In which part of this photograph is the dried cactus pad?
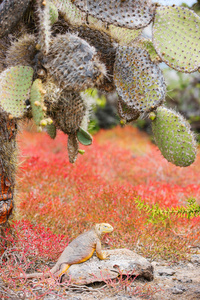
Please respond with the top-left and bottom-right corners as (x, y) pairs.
(46, 91), (86, 135)
(152, 107), (197, 167)
(72, 0), (155, 29)
(46, 34), (106, 91)
(153, 6), (200, 73)
(30, 79), (46, 126)
(77, 127), (93, 146)
(68, 133), (79, 163)
(0, 66), (33, 118)
(114, 46), (166, 115)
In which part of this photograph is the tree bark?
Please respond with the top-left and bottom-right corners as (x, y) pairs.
(0, 112), (17, 225)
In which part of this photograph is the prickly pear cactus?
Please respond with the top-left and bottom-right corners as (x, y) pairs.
(153, 6), (200, 72)
(151, 107), (197, 167)
(0, 0), (200, 226)
(0, 66), (34, 118)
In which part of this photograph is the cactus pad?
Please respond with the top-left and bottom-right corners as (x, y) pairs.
(153, 6), (200, 73)
(152, 107), (197, 167)
(72, 0), (155, 29)
(68, 133), (79, 163)
(46, 34), (106, 91)
(114, 46), (166, 116)
(0, 66), (34, 118)
(77, 127), (93, 146)
(30, 79), (46, 126)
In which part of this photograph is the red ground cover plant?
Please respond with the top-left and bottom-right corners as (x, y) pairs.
(0, 125), (200, 299)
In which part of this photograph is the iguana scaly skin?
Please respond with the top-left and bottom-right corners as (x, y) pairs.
(20, 223), (113, 279)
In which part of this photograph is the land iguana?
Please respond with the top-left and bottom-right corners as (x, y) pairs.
(20, 223), (113, 279)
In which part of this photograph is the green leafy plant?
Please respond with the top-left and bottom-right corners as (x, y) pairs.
(135, 197), (200, 226)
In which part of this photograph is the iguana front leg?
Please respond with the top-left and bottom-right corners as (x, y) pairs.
(57, 263), (70, 277)
(95, 239), (110, 260)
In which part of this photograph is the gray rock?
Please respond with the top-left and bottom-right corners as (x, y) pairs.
(178, 277), (192, 283)
(62, 249), (153, 285)
(157, 268), (176, 276)
(191, 254), (200, 264)
(171, 287), (184, 294)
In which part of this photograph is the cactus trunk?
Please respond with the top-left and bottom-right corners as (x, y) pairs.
(0, 111), (17, 225)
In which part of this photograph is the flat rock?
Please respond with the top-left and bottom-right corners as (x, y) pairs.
(157, 267), (176, 276)
(62, 249), (153, 285)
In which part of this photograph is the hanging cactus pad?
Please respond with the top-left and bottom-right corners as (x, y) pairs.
(0, 66), (34, 118)
(152, 107), (197, 167)
(153, 6), (200, 72)
(77, 127), (93, 146)
(114, 46), (166, 116)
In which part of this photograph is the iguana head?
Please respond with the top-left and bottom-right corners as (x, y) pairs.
(94, 223), (113, 237)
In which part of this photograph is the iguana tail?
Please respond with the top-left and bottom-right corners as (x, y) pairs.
(19, 263), (69, 279)
(20, 271), (51, 279)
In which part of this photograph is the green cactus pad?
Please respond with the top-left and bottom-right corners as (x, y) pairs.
(114, 46), (166, 116)
(109, 25), (141, 46)
(77, 127), (93, 146)
(49, 2), (59, 25)
(72, 0), (155, 29)
(0, 66), (34, 118)
(68, 133), (79, 163)
(152, 107), (197, 167)
(153, 6), (200, 73)
(46, 123), (57, 139)
(118, 97), (139, 122)
(30, 79), (46, 126)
